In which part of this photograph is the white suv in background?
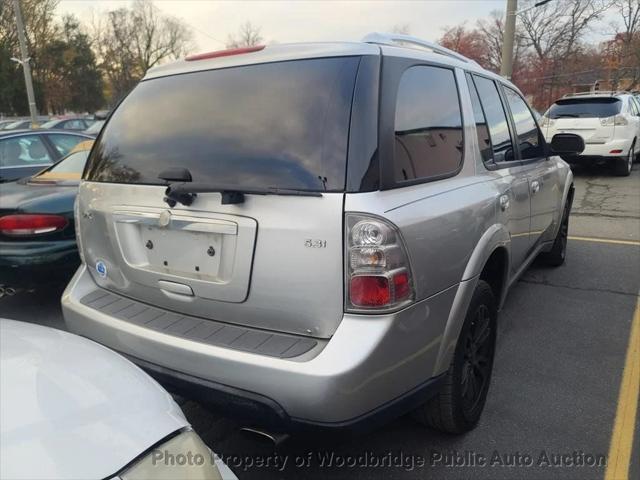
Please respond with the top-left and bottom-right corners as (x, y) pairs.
(541, 92), (640, 176)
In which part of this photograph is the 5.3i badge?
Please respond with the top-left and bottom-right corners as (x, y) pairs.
(95, 260), (107, 278)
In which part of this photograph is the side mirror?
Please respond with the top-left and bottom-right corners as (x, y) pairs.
(549, 133), (585, 155)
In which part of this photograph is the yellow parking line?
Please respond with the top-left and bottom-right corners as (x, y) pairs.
(568, 236), (640, 246)
(605, 296), (640, 480)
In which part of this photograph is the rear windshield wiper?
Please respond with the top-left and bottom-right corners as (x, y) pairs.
(164, 182), (322, 207)
(554, 114), (579, 118)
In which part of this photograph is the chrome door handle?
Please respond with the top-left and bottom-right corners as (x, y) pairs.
(531, 180), (540, 194)
(499, 194), (510, 211)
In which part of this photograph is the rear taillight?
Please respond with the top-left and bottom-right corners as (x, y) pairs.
(345, 214), (414, 311)
(600, 114), (628, 126)
(0, 214), (68, 236)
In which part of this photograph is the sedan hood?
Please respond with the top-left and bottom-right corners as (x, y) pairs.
(0, 319), (188, 480)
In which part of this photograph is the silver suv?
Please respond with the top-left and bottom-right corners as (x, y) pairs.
(62, 33), (582, 434)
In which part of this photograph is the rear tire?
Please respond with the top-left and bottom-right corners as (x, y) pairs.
(614, 145), (634, 176)
(539, 194), (571, 267)
(413, 280), (497, 434)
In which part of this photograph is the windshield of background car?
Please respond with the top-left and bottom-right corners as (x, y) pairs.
(84, 120), (105, 134)
(84, 56), (361, 192)
(547, 98), (623, 119)
(40, 119), (61, 129)
(4, 121), (27, 129)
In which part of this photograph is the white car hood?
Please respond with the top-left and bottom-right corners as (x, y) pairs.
(0, 319), (188, 480)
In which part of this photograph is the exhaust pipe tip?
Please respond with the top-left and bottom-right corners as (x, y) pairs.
(5, 287), (16, 296)
(239, 427), (290, 447)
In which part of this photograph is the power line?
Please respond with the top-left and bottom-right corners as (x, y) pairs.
(149, 1), (226, 48)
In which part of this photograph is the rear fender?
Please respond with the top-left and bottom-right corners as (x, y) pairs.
(433, 224), (510, 375)
(549, 166), (574, 243)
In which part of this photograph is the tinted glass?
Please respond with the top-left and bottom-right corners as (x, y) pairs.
(547, 98), (622, 119)
(0, 135), (52, 167)
(394, 66), (463, 182)
(466, 73), (493, 163)
(47, 134), (85, 156)
(473, 76), (514, 163)
(85, 57), (360, 191)
(504, 87), (544, 159)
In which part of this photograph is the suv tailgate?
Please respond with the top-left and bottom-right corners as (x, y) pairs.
(78, 55), (363, 339)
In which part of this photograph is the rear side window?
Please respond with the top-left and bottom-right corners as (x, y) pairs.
(503, 87), (544, 160)
(47, 134), (85, 156)
(466, 73), (493, 163)
(473, 76), (515, 163)
(63, 119), (85, 130)
(393, 65), (463, 182)
(547, 98), (622, 119)
(0, 135), (52, 167)
(85, 57), (360, 192)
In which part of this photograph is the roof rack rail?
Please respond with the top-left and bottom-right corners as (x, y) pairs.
(562, 91), (626, 98)
(362, 32), (477, 65)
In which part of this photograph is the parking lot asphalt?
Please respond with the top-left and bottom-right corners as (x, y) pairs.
(1, 163), (639, 480)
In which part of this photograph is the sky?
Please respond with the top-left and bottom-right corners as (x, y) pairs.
(57, 0), (619, 53)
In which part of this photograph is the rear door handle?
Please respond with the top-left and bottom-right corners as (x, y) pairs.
(531, 180), (540, 194)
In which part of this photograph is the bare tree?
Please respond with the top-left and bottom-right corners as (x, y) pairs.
(130, 0), (192, 71)
(391, 23), (411, 35)
(91, 0), (193, 104)
(608, 0), (640, 88)
(518, 0), (611, 62)
(476, 11), (527, 72)
(226, 21), (263, 48)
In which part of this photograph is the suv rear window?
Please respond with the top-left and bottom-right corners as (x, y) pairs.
(547, 98), (622, 119)
(85, 57), (360, 192)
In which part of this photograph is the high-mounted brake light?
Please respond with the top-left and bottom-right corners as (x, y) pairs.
(345, 214), (414, 311)
(0, 214), (68, 236)
(185, 45), (265, 61)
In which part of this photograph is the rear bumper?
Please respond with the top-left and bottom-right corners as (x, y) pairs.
(550, 137), (633, 159)
(62, 265), (460, 428)
(0, 239), (79, 288)
(127, 352), (446, 433)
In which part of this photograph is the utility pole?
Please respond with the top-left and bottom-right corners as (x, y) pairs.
(500, 0), (518, 80)
(500, 0), (553, 80)
(12, 0), (38, 127)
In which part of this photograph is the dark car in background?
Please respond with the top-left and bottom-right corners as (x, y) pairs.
(0, 141), (92, 291)
(1, 120), (33, 131)
(0, 130), (92, 182)
(39, 117), (94, 131)
(83, 119), (105, 136)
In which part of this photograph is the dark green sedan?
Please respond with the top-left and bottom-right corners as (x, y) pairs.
(0, 141), (92, 290)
